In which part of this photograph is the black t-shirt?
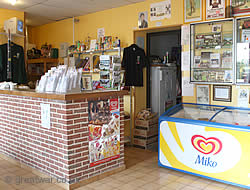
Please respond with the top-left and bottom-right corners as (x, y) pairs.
(0, 43), (27, 84)
(122, 44), (147, 86)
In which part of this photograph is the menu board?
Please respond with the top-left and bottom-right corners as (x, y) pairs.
(88, 98), (120, 167)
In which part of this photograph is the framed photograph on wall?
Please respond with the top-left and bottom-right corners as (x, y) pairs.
(231, 0), (250, 16)
(184, 0), (202, 23)
(213, 85), (232, 102)
(206, 0), (225, 20)
(196, 85), (210, 104)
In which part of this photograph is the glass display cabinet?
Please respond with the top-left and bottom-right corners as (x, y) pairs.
(159, 103), (250, 189)
(190, 19), (234, 84)
(236, 16), (250, 84)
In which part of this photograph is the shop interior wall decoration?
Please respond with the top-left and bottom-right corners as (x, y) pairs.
(206, 0), (225, 20)
(138, 11), (148, 29)
(196, 85), (210, 104)
(213, 85), (232, 102)
(190, 19), (234, 84)
(184, 0), (202, 22)
(236, 17), (250, 84)
(231, 0), (250, 16)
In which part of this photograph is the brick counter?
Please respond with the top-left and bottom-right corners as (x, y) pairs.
(0, 91), (126, 189)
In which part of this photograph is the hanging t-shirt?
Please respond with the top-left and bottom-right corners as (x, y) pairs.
(0, 43), (27, 84)
(122, 44), (147, 86)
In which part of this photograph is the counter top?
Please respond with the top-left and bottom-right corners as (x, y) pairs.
(0, 89), (129, 101)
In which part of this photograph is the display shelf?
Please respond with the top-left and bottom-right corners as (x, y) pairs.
(236, 16), (250, 84)
(190, 18), (234, 84)
(27, 58), (59, 79)
(193, 68), (233, 70)
(72, 47), (122, 55)
(0, 32), (25, 38)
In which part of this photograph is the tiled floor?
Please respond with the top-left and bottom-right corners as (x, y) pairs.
(0, 147), (247, 190)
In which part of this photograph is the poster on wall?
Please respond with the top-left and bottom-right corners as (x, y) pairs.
(138, 11), (148, 29)
(238, 89), (249, 108)
(97, 28), (105, 39)
(231, 0), (250, 16)
(184, 0), (202, 22)
(206, 0), (225, 20)
(88, 98), (120, 167)
(150, 0), (171, 21)
(196, 85), (210, 104)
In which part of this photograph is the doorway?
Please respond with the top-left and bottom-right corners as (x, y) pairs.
(146, 29), (182, 114)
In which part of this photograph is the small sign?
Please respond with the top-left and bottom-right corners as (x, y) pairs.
(41, 103), (51, 129)
(156, 22), (162, 27)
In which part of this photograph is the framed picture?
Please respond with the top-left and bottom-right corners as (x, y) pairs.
(138, 11), (148, 29)
(213, 85), (232, 102)
(206, 0), (225, 20)
(196, 85), (210, 104)
(231, 0), (250, 16)
(185, 0), (202, 22)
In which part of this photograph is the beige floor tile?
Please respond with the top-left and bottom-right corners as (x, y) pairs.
(91, 183), (115, 190)
(115, 175), (135, 183)
(165, 181), (186, 190)
(0, 180), (16, 190)
(104, 180), (124, 188)
(176, 175), (197, 185)
(118, 183), (141, 190)
(189, 180), (210, 189)
(225, 185), (246, 190)
(43, 185), (65, 190)
(211, 181), (229, 188)
(140, 182), (162, 190)
(126, 179), (148, 187)
(204, 184), (227, 190)
(182, 186), (202, 190)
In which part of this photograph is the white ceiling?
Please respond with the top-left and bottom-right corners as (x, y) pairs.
(0, 0), (145, 26)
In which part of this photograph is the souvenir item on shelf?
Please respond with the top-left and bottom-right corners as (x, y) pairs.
(99, 55), (111, 88)
(82, 75), (92, 90)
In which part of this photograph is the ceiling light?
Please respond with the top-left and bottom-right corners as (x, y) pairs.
(9, 0), (17, 5)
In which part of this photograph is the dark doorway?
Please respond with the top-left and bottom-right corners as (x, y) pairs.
(146, 29), (182, 110)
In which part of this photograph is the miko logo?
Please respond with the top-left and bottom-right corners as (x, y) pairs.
(191, 135), (223, 168)
(191, 135), (222, 155)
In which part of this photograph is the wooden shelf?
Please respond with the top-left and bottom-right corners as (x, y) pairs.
(27, 58), (58, 64)
(27, 58), (59, 78)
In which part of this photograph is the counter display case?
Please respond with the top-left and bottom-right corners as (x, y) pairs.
(236, 17), (250, 84)
(190, 19), (234, 84)
(159, 103), (250, 189)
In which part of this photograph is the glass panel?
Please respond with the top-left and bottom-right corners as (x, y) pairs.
(166, 104), (225, 121)
(191, 20), (234, 83)
(211, 108), (250, 126)
(236, 17), (250, 84)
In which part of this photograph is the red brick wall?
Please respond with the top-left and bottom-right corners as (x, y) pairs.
(0, 94), (125, 184)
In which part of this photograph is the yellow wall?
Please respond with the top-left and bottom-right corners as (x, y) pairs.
(30, 0), (184, 48)
(0, 9), (25, 46)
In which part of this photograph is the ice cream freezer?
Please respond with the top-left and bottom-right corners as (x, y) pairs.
(158, 103), (250, 189)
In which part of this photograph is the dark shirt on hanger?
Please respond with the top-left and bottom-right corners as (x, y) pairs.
(122, 44), (147, 86)
(0, 43), (27, 84)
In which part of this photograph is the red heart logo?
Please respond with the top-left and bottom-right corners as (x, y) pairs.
(191, 135), (222, 155)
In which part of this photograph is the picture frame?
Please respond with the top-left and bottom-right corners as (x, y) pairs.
(206, 0), (225, 20)
(231, 0), (250, 16)
(184, 0), (202, 23)
(196, 85), (210, 104)
(213, 85), (232, 102)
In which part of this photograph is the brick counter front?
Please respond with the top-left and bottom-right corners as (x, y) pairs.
(0, 91), (126, 189)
